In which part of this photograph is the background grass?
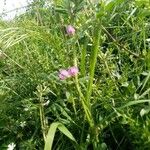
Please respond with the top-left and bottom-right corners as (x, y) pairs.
(0, 0), (150, 149)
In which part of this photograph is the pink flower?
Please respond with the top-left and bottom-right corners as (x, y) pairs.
(59, 66), (79, 80)
(66, 25), (75, 35)
(59, 69), (71, 80)
(68, 66), (79, 76)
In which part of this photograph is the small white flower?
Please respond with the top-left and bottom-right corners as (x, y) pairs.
(7, 142), (16, 150)
(24, 107), (29, 111)
(20, 121), (26, 127)
(146, 38), (150, 42)
(43, 100), (50, 106)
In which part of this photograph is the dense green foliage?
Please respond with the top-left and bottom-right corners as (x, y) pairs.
(0, 0), (150, 149)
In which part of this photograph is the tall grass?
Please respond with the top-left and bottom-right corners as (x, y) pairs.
(0, 0), (150, 149)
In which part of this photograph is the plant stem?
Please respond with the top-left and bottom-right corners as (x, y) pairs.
(74, 76), (94, 128)
(80, 39), (87, 76)
(72, 97), (77, 115)
(86, 22), (101, 106)
(39, 95), (46, 142)
(73, 43), (94, 127)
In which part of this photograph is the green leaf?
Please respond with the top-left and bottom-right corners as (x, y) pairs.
(140, 71), (150, 92)
(139, 88), (150, 99)
(119, 99), (150, 109)
(58, 124), (76, 142)
(44, 122), (76, 150)
(105, 0), (125, 11)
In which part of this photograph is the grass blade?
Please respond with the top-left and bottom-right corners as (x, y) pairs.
(44, 122), (76, 150)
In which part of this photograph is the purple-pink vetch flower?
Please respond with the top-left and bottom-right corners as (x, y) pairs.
(66, 25), (75, 35)
(68, 66), (79, 76)
(59, 66), (79, 80)
(59, 69), (71, 80)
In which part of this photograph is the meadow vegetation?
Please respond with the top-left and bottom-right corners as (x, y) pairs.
(0, 0), (150, 149)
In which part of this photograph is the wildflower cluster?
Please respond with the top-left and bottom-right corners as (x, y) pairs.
(59, 66), (79, 80)
(58, 25), (78, 80)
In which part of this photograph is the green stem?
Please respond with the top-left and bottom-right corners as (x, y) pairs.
(80, 39), (88, 76)
(72, 97), (77, 115)
(73, 44), (94, 127)
(74, 76), (94, 128)
(86, 22), (101, 105)
(39, 95), (46, 142)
